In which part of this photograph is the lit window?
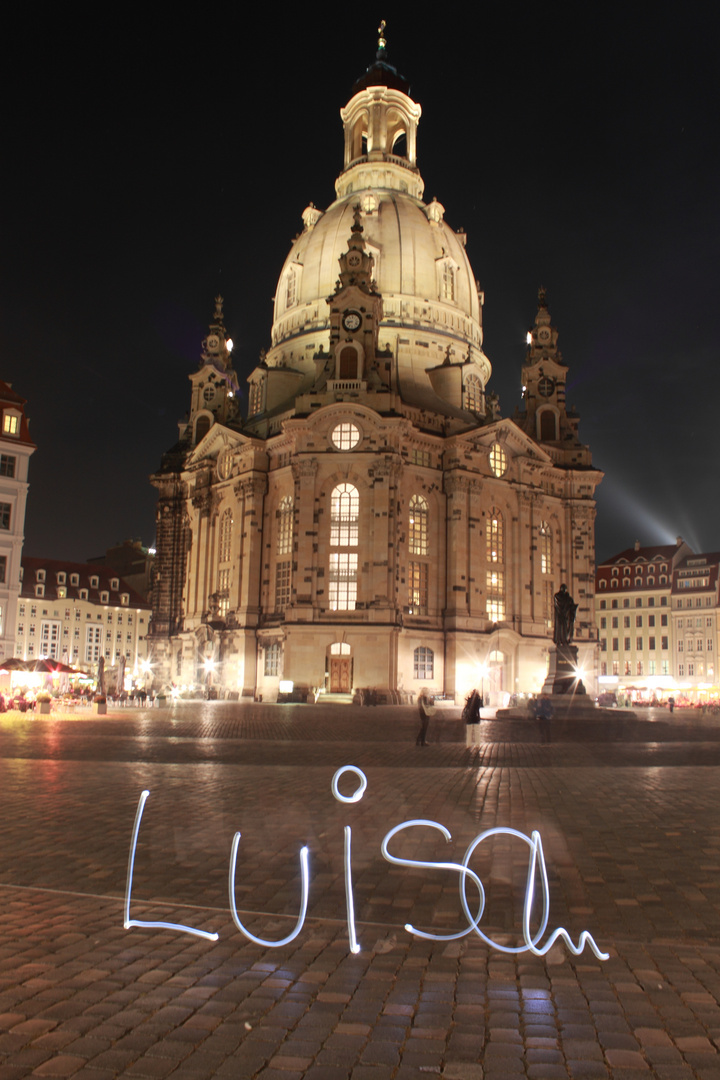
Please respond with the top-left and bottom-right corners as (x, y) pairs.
(275, 561), (291, 611)
(408, 561), (428, 614)
(486, 570), (505, 621)
(465, 375), (483, 413)
(2, 413), (19, 436)
(487, 509), (503, 563)
(489, 443), (506, 477)
(264, 642), (281, 676)
(330, 484), (359, 546)
(85, 625), (102, 663)
(331, 423), (361, 450)
(329, 553), (358, 610)
(409, 495), (429, 555)
(540, 522), (552, 574)
(413, 647), (434, 680)
(277, 496), (294, 555)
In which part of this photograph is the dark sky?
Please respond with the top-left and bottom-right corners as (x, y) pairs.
(2, 5), (718, 564)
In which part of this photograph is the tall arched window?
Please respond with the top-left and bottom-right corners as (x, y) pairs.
(486, 509), (503, 563)
(409, 495), (428, 555)
(277, 496), (293, 556)
(486, 508), (505, 621)
(330, 484), (359, 546)
(216, 508), (232, 616)
(329, 484), (359, 610)
(275, 496), (293, 611)
(465, 375), (483, 413)
(540, 521), (553, 575)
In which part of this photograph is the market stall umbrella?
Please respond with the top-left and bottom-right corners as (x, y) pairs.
(27, 659), (82, 675)
(0, 658), (31, 673)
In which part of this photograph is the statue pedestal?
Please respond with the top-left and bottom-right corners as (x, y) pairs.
(542, 645), (587, 697)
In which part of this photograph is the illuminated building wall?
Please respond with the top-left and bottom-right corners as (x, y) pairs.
(149, 48), (601, 704)
(594, 539), (720, 699)
(17, 557), (151, 678)
(0, 381), (35, 663)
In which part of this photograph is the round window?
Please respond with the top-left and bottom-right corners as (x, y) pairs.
(331, 422), (361, 450)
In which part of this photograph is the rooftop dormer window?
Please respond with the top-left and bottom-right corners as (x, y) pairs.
(36, 569), (45, 582)
(90, 575), (99, 589)
(2, 411), (20, 437)
(70, 573), (79, 587)
(100, 591), (109, 604)
(110, 578), (119, 591)
(57, 572), (66, 585)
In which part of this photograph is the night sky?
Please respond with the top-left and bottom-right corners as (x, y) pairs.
(3, 5), (718, 564)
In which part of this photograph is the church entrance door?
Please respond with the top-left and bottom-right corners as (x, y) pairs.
(330, 657), (352, 693)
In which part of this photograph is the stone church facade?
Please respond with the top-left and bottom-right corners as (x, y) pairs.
(149, 44), (601, 704)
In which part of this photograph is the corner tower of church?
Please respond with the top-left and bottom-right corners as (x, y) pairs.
(148, 31), (602, 705)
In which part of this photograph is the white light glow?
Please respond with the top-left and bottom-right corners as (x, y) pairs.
(331, 766), (367, 954)
(124, 790), (219, 941)
(526, 332), (532, 345)
(229, 832), (309, 947)
(279, 680), (294, 694)
(226, 338), (234, 352)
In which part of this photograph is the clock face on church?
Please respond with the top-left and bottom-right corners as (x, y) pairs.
(342, 310), (362, 332)
(346, 251), (362, 269)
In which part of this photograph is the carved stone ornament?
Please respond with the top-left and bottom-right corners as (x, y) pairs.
(292, 458), (319, 481)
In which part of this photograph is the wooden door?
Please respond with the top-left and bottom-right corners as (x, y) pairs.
(330, 657), (352, 693)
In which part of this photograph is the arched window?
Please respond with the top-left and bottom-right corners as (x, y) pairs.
(329, 484), (359, 610)
(264, 642), (281, 677)
(338, 347), (358, 379)
(539, 410), (558, 441)
(409, 495), (428, 555)
(540, 522), (552, 574)
(195, 415), (210, 443)
(487, 509), (503, 563)
(216, 508), (233, 616)
(489, 443), (506, 477)
(414, 647), (434, 680)
(275, 496), (293, 612)
(277, 496), (293, 556)
(330, 484), (359, 546)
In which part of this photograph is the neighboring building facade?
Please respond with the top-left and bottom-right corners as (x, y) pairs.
(595, 539), (720, 701)
(0, 382), (35, 663)
(149, 44), (602, 703)
(17, 557), (151, 678)
(671, 551), (720, 695)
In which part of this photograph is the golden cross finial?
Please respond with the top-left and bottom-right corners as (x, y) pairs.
(377, 20), (387, 51)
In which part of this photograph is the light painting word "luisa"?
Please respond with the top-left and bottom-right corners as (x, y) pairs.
(124, 765), (608, 960)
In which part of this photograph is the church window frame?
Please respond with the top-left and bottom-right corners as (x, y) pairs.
(330, 484), (359, 547)
(486, 569), (505, 622)
(285, 267), (297, 310)
(437, 258), (457, 303)
(275, 561), (291, 611)
(249, 380), (264, 417)
(408, 561), (428, 615)
(264, 642), (281, 677)
(489, 442), (506, 477)
(276, 495), (294, 556)
(216, 508), (233, 616)
(329, 553), (358, 611)
(413, 646), (434, 680)
(486, 509), (503, 563)
(540, 521), (553, 575)
(331, 422), (361, 451)
(409, 495), (429, 555)
(464, 374), (483, 413)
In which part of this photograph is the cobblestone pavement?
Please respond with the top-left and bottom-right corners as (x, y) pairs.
(2, 703), (720, 1078)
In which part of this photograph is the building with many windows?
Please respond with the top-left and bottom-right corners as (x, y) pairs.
(149, 43), (601, 703)
(17, 557), (151, 678)
(0, 382), (35, 663)
(595, 539), (720, 701)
